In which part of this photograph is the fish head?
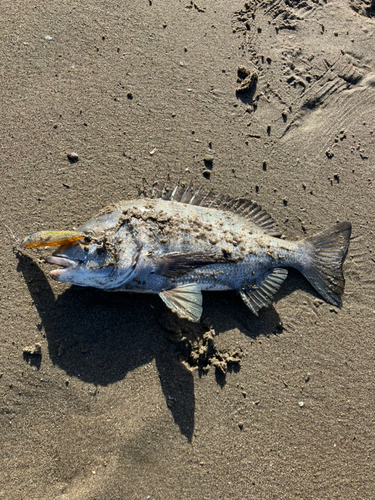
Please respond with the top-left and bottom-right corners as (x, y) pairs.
(45, 209), (138, 289)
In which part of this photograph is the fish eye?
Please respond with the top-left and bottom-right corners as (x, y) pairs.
(82, 229), (97, 244)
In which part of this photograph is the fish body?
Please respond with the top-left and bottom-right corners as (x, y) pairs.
(39, 185), (351, 322)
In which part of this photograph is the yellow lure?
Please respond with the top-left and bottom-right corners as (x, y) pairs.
(22, 230), (85, 248)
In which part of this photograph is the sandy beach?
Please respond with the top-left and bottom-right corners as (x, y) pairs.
(1, 1), (374, 498)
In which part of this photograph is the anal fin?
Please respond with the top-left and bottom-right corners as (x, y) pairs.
(240, 268), (288, 316)
(159, 284), (203, 322)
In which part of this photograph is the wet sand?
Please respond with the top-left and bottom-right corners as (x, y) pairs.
(0, 1), (374, 498)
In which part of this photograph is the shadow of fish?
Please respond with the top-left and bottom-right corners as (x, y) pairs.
(24, 183), (351, 322)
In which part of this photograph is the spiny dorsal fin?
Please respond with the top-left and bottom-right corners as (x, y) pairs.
(159, 284), (203, 322)
(240, 268), (288, 316)
(149, 181), (281, 237)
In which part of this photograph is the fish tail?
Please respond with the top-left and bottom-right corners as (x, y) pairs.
(300, 222), (351, 306)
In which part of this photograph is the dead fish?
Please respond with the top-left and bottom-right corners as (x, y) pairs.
(26, 184), (351, 322)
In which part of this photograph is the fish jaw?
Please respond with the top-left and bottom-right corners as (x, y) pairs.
(46, 255), (80, 278)
(45, 243), (117, 288)
(47, 256), (116, 287)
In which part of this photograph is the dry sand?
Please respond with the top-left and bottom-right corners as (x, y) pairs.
(1, 1), (374, 499)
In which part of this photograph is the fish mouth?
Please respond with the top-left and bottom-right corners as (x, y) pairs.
(45, 255), (82, 278)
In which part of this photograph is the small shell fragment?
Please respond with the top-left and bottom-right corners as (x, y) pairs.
(22, 230), (85, 248)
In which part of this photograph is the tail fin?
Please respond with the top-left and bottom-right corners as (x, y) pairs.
(301, 222), (351, 306)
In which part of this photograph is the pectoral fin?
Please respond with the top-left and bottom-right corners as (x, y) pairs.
(159, 284), (203, 322)
(240, 268), (288, 316)
(156, 251), (236, 278)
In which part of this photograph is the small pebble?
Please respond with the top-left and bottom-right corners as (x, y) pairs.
(44, 36), (53, 42)
(299, 401), (304, 407)
(203, 156), (214, 170)
(67, 152), (79, 163)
